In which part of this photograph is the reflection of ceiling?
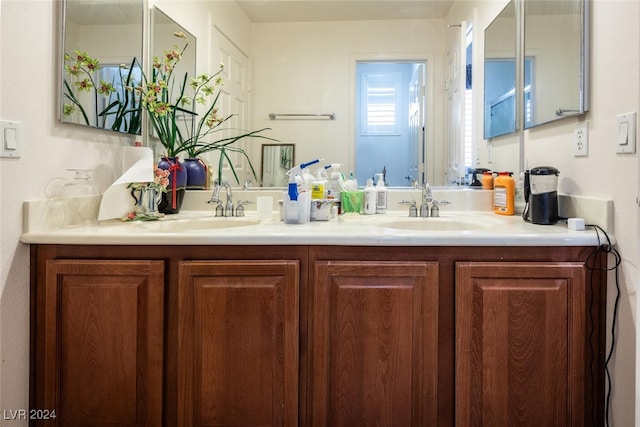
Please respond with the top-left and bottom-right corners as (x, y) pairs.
(66, 0), (141, 25)
(236, 0), (454, 23)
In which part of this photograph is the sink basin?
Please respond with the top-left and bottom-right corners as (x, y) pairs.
(138, 217), (260, 232)
(382, 217), (496, 231)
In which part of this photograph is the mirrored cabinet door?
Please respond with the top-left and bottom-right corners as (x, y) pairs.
(524, 0), (588, 128)
(60, 0), (144, 135)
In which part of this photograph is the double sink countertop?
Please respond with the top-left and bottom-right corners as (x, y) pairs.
(21, 189), (613, 247)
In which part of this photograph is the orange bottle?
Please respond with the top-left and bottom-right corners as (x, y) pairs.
(493, 172), (515, 215)
(481, 171), (494, 190)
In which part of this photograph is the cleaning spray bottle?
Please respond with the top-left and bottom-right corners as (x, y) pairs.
(283, 159), (319, 224)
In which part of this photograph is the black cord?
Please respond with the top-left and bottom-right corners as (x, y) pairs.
(584, 224), (621, 427)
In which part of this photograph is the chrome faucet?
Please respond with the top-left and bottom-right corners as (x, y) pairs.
(418, 182), (451, 217)
(208, 179), (234, 217)
(420, 182), (432, 217)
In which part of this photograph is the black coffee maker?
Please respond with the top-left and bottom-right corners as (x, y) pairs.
(523, 166), (560, 225)
(467, 168), (490, 188)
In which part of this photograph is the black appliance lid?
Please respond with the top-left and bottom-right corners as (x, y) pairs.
(529, 166), (559, 175)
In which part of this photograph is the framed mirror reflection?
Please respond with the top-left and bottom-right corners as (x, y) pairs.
(262, 144), (294, 187)
(60, 0), (143, 135)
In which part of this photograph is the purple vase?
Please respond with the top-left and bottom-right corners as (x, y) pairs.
(184, 158), (208, 190)
(157, 156), (187, 214)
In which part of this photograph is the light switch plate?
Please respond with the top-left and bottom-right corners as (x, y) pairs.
(0, 120), (22, 158)
(616, 112), (636, 154)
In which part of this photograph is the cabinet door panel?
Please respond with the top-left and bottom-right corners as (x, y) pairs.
(311, 261), (439, 426)
(42, 259), (164, 426)
(456, 262), (585, 427)
(178, 260), (299, 427)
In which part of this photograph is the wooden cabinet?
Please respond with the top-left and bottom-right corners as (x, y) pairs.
(309, 261), (439, 426)
(177, 260), (299, 427)
(31, 245), (605, 427)
(34, 259), (164, 426)
(456, 262), (591, 427)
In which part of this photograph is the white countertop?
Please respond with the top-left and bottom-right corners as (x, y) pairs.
(20, 209), (604, 247)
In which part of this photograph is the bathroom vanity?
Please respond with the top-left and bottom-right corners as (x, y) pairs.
(24, 210), (607, 426)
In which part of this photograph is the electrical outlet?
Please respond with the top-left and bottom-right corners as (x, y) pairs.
(574, 122), (589, 157)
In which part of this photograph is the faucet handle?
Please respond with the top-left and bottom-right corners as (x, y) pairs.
(235, 200), (252, 217)
(430, 200), (450, 217)
(214, 201), (224, 217)
(399, 200), (418, 217)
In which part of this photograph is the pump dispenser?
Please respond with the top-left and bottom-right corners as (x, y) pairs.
(284, 159), (319, 224)
(311, 168), (328, 200)
(375, 173), (387, 213)
(363, 178), (376, 215)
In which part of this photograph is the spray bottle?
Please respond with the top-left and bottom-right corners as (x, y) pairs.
(283, 159), (319, 224)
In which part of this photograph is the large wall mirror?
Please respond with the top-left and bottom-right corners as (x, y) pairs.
(60, 0), (143, 135)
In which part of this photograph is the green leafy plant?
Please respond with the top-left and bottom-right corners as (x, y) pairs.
(63, 52), (142, 134)
(133, 32), (276, 184)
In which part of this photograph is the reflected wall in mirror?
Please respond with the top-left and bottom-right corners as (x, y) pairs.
(60, 0), (143, 135)
(262, 144), (294, 187)
(484, 0), (516, 139)
(150, 7), (197, 149)
(524, 0), (588, 127)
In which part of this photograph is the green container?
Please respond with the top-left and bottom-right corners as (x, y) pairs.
(341, 191), (363, 213)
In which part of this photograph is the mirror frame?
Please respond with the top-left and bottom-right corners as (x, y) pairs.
(59, 0), (144, 135)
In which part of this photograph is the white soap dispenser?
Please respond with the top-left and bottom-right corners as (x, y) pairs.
(375, 173), (387, 214)
(363, 178), (376, 215)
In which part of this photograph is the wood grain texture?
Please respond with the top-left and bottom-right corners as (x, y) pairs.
(310, 261), (439, 426)
(30, 244), (605, 427)
(40, 259), (164, 426)
(456, 262), (586, 427)
(177, 260), (299, 427)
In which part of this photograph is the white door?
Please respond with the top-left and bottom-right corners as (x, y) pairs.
(207, 28), (250, 185)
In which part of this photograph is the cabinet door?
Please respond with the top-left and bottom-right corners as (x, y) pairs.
(311, 261), (439, 426)
(39, 259), (164, 426)
(456, 262), (586, 427)
(178, 260), (299, 427)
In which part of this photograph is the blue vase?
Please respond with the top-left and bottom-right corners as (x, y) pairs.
(184, 158), (208, 190)
(157, 156), (187, 214)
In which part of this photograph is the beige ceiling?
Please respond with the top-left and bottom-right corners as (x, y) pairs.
(235, 0), (455, 23)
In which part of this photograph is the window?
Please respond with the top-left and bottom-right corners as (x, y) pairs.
(361, 73), (400, 135)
